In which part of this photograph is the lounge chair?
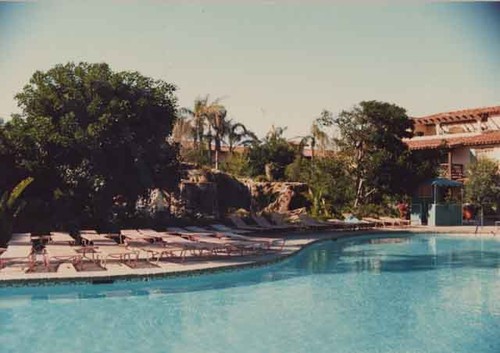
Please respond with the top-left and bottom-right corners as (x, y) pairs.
(0, 233), (35, 271)
(297, 214), (333, 229)
(185, 231), (266, 255)
(183, 225), (283, 251)
(161, 227), (226, 256)
(209, 224), (252, 234)
(120, 229), (160, 243)
(362, 217), (388, 227)
(214, 232), (285, 251)
(126, 238), (186, 263)
(49, 232), (76, 245)
(269, 213), (304, 229)
(228, 215), (266, 231)
(98, 245), (140, 267)
(140, 229), (216, 257)
(79, 232), (119, 248)
(251, 214), (294, 231)
(79, 232), (140, 267)
(44, 244), (84, 271)
(380, 217), (410, 227)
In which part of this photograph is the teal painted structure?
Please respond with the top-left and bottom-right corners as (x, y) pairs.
(411, 178), (463, 226)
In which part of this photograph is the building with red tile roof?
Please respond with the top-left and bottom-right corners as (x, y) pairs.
(405, 106), (500, 180)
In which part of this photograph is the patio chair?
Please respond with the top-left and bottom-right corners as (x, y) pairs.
(209, 224), (252, 234)
(362, 217), (388, 227)
(139, 229), (218, 257)
(80, 232), (117, 247)
(215, 232), (285, 251)
(269, 213), (304, 229)
(251, 214), (294, 231)
(183, 225), (283, 250)
(380, 216), (411, 227)
(297, 214), (333, 229)
(49, 232), (76, 245)
(77, 232), (139, 266)
(120, 229), (159, 243)
(44, 244), (83, 271)
(0, 235), (35, 271)
(228, 215), (266, 231)
(186, 231), (266, 256)
(126, 239), (186, 263)
(97, 244), (141, 267)
(162, 232), (222, 256)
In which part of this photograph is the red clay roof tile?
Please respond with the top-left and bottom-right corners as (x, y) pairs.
(406, 131), (500, 150)
(412, 106), (500, 125)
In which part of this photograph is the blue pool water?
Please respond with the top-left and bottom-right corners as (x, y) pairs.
(0, 234), (499, 353)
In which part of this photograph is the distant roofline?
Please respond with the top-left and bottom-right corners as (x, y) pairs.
(411, 106), (500, 125)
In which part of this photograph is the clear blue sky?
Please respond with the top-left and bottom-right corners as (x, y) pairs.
(1, 1), (499, 138)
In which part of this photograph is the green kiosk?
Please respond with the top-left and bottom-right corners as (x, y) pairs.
(411, 178), (463, 226)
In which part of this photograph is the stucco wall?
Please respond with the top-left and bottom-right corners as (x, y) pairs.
(452, 147), (472, 166)
(473, 146), (500, 162)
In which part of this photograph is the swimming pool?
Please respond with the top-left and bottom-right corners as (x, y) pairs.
(1, 234), (499, 353)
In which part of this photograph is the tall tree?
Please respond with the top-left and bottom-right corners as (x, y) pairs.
(179, 96), (216, 148)
(465, 157), (500, 215)
(335, 101), (414, 207)
(172, 114), (195, 145)
(180, 95), (226, 167)
(3, 62), (180, 229)
(205, 103), (227, 169)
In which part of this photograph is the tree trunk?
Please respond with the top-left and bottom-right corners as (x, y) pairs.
(354, 178), (364, 208)
(215, 132), (221, 170)
(353, 145), (365, 208)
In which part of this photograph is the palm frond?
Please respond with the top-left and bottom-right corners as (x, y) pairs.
(7, 177), (34, 209)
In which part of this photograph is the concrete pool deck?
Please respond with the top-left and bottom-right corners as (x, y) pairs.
(0, 225), (498, 286)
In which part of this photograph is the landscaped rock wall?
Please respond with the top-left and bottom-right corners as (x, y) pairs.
(245, 181), (309, 213)
(165, 167), (309, 217)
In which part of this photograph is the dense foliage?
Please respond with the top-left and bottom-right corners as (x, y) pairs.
(0, 62), (180, 230)
(246, 126), (296, 180)
(285, 155), (354, 217)
(1, 62), (450, 228)
(335, 101), (416, 207)
(465, 158), (500, 214)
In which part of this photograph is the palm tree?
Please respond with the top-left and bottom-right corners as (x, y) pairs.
(180, 95), (223, 149)
(297, 114), (332, 162)
(224, 119), (258, 154)
(172, 115), (195, 145)
(205, 103), (227, 169)
(0, 177), (33, 246)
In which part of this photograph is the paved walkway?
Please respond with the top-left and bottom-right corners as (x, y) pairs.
(0, 226), (497, 286)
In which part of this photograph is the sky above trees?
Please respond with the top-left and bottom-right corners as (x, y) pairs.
(0, 1), (499, 138)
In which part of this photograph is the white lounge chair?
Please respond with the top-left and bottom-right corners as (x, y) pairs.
(228, 215), (266, 231)
(44, 244), (83, 271)
(0, 233), (35, 271)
